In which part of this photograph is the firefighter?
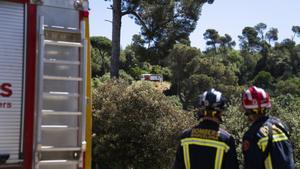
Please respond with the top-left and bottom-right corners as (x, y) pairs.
(241, 86), (296, 169)
(173, 88), (239, 169)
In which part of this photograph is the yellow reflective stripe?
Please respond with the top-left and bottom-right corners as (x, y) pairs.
(215, 148), (225, 169)
(257, 133), (288, 169)
(181, 138), (230, 169)
(181, 138), (230, 152)
(274, 133), (289, 142)
(261, 144), (273, 169)
(257, 133), (288, 148)
(183, 144), (191, 169)
(265, 155), (273, 169)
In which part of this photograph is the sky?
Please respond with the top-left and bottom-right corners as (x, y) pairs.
(89, 0), (300, 50)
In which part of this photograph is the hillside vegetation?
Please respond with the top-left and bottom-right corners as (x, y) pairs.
(91, 23), (300, 168)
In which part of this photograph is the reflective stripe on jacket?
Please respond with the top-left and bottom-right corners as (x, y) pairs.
(173, 120), (239, 169)
(243, 116), (296, 169)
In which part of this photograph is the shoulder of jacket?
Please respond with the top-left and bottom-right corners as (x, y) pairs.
(180, 128), (193, 139)
(268, 116), (280, 123)
(256, 117), (282, 139)
(219, 128), (232, 138)
(267, 116), (290, 134)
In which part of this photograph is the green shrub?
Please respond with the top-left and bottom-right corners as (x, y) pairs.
(271, 95), (300, 167)
(275, 77), (300, 96)
(92, 71), (134, 88)
(222, 98), (248, 168)
(92, 80), (300, 168)
(92, 80), (195, 169)
(128, 66), (148, 80)
(253, 71), (274, 89)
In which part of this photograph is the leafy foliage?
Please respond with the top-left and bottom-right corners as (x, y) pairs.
(253, 71), (273, 89)
(292, 25), (300, 40)
(92, 80), (195, 169)
(203, 29), (236, 53)
(91, 19), (300, 168)
(91, 36), (112, 77)
(275, 76), (300, 96)
(239, 26), (261, 53)
(204, 29), (220, 50)
(90, 36), (112, 57)
(166, 44), (240, 109)
(128, 0), (215, 64)
(265, 27), (278, 44)
(271, 95), (300, 168)
(222, 98), (248, 168)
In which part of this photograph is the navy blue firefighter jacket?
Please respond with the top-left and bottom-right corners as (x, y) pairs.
(243, 115), (296, 169)
(173, 119), (239, 169)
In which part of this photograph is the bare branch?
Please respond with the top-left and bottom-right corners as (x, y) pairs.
(105, 19), (113, 23)
(122, 10), (150, 34)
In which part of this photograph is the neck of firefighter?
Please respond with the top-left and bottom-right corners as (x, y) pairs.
(244, 107), (265, 123)
(203, 112), (222, 124)
(248, 113), (264, 123)
(203, 117), (221, 124)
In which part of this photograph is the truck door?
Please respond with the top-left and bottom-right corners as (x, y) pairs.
(0, 1), (25, 164)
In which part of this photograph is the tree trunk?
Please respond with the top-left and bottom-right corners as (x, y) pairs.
(111, 0), (122, 79)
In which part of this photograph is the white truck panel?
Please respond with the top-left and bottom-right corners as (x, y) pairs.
(0, 1), (25, 162)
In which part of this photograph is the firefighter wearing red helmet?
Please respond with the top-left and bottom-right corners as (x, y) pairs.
(173, 89), (239, 169)
(241, 86), (296, 169)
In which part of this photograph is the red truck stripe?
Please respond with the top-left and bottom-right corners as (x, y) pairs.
(7, 0), (28, 3)
(23, 4), (36, 169)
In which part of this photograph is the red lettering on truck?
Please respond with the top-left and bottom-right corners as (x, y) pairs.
(0, 83), (12, 97)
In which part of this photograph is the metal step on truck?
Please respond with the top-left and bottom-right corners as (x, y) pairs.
(0, 0), (92, 169)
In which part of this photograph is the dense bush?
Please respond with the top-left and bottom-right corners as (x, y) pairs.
(92, 80), (196, 169)
(275, 76), (300, 96)
(128, 66), (148, 80)
(271, 95), (300, 167)
(253, 71), (273, 89)
(89, 23), (300, 168)
(222, 98), (248, 168)
(92, 81), (300, 168)
(92, 70), (134, 88)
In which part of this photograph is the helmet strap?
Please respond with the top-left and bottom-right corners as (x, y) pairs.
(198, 110), (222, 123)
(212, 111), (217, 116)
(245, 108), (264, 116)
(252, 108), (260, 114)
(204, 110), (218, 117)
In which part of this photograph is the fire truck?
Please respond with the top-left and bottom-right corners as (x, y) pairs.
(0, 0), (92, 169)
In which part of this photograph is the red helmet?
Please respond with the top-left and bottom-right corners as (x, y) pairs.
(242, 86), (271, 110)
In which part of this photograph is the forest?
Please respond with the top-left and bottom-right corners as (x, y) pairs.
(92, 0), (300, 168)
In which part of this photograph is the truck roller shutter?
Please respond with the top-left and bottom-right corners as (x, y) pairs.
(0, 1), (25, 163)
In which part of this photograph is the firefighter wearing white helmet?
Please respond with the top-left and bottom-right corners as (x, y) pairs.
(241, 86), (296, 169)
(173, 88), (239, 169)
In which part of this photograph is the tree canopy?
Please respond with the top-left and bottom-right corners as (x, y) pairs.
(92, 7), (300, 166)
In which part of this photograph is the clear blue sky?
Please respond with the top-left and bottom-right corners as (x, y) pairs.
(89, 0), (300, 50)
